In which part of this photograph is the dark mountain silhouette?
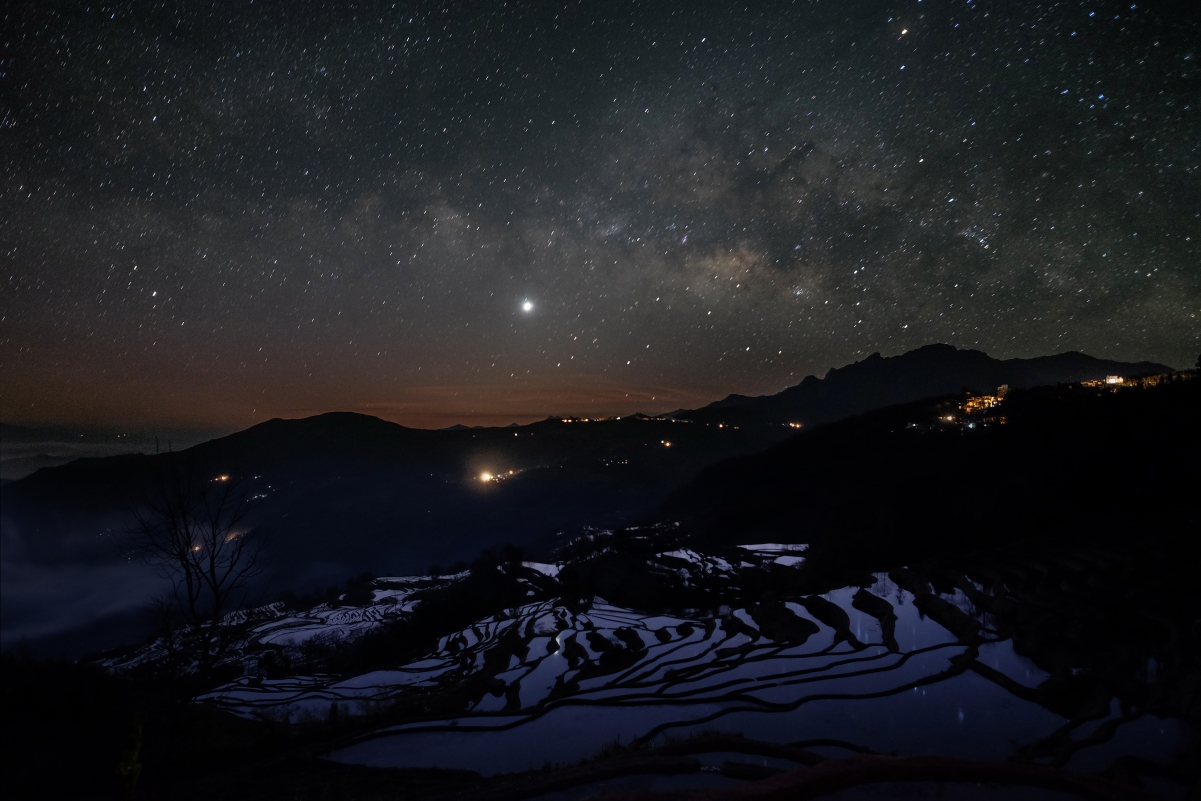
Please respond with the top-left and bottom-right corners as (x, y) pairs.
(3, 411), (790, 655)
(0, 423), (219, 481)
(0, 344), (1176, 655)
(674, 344), (1170, 427)
(660, 376), (1199, 575)
(553, 373), (1199, 620)
(2, 345), (1172, 579)
(1, 412), (782, 579)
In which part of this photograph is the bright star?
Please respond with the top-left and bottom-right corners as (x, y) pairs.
(522, 300), (534, 312)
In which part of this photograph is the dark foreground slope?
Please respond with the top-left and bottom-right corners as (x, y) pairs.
(664, 375), (1199, 574)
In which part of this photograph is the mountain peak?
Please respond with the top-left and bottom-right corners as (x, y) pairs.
(680, 344), (1170, 427)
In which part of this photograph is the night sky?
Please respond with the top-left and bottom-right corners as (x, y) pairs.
(3, 0), (1198, 430)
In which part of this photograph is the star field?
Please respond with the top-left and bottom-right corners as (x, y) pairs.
(2, 0), (1198, 429)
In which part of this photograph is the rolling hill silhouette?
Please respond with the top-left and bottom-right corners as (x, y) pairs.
(0, 345), (1176, 654)
(2, 345), (1171, 576)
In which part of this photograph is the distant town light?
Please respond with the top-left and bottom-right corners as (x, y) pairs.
(480, 472), (493, 482)
(215, 474), (230, 482)
(1105, 375), (1124, 385)
(963, 394), (1002, 414)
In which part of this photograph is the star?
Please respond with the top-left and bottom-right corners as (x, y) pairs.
(0, 1), (1192, 431)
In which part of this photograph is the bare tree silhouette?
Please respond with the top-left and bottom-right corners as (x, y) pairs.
(129, 455), (263, 675)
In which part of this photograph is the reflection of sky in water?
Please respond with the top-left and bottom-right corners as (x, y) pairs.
(720, 662), (1064, 758)
(335, 702), (724, 774)
(332, 639), (1169, 776)
(210, 576), (1187, 780)
(1062, 712), (1189, 773)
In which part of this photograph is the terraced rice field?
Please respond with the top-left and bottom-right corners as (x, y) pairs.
(196, 566), (1186, 776)
(102, 574), (456, 672)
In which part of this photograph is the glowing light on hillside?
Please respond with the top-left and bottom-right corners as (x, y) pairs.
(480, 472), (493, 482)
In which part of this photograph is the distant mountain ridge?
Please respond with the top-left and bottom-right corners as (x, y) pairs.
(673, 344), (1170, 427)
(0, 342), (1176, 656)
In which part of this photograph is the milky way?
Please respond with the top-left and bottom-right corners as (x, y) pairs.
(2, 0), (1198, 429)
